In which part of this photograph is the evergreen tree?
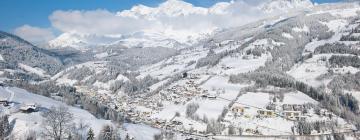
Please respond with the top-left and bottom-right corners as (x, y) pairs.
(125, 133), (131, 140)
(98, 125), (118, 140)
(0, 115), (10, 139)
(87, 128), (95, 140)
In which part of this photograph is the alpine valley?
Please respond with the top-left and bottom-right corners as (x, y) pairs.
(2, 0), (360, 140)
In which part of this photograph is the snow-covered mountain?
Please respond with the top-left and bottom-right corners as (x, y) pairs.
(45, 2), (360, 139)
(48, 30), (201, 51)
(6, 1), (360, 140)
(117, 0), (209, 18)
(260, 0), (313, 13)
(47, 0), (315, 51)
(48, 32), (123, 51)
(0, 31), (63, 76)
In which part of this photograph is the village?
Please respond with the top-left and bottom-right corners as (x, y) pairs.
(0, 70), (352, 137)
(108, 71), (349, 136)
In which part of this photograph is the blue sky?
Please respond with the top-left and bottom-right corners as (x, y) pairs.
(0, 0), (342, 32)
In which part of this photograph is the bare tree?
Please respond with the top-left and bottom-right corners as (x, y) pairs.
(41, 106), (74, 140)
(24, 130), (37, 140)
(72, 119), (90, 140)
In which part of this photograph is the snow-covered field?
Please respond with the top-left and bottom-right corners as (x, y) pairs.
(0, 87), (111, 139)
(287, 54), (330, 87)
(2, 1), (360, 140)
(124, 124), (160, 140)
(138, 47), (208, 79)
(209, 53), (271, 75)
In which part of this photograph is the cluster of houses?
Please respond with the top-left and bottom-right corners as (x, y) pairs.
(160, 79), (206, 104)
(229, 103), (310, 121)
(0, 98), (38, 113)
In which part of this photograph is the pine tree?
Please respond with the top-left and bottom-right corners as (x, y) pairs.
(99, 125), (113, 140)
(125, 133), (131, 140)
(0, 115), (10, 139)
(87, 128), (95, 140)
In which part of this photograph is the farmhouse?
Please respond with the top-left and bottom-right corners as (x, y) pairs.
(20, 103), (38, 113)
(281, 111), (302, 120)
(0, 98), (9, 106)
(282, 104), (304, 111)
(207, 95), (217, 100)
(231, 106), (245, 114)
(257, 109), (276, 117)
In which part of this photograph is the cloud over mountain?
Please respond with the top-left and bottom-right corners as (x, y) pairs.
(14, 25), (55, 44)
(15, 0), (314, 46)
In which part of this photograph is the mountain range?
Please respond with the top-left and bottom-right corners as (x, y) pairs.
(47, 0), (316, 51)
(2, 0), (360, 139)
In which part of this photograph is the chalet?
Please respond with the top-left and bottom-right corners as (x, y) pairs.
(153, 120), (166, 128)
(257, 109), (276, 117)
(207, 95), (217, 100)
(141, 111), (151, 117)
(319, 109), (332, 117)
(0, 98), (9, 106)
(201, 94), (208, 98)
(245, 128), (261, 135)
(172, 120), (183, 125)
(182, 72), (188, 78)
(281, 111), (302, 120)
(189, 74), (200, 79)
(127, 112), (139, 117)
(282, 104), (304, 111)
(266, 103), (276, 110)
(185, 92), (193, 96)
(20, 103), (38, 113)
(231, 106), (245, 114)
(243, 55), (251, 60)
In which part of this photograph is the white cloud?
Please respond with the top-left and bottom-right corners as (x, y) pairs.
(15, 0), (313, 44)
(49, 9), (154, 35)
(47, 0), (272, 42)
(14, 25), (55, 44)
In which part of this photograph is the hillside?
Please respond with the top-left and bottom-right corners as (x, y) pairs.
(2, 1), (360, 140)
(0, 31), (64, 80)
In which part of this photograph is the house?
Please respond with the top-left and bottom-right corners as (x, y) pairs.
(257, 110), (276, 117)
(153, 120), (166, 128)
(20, 103), (38, 113)
(201, 94), (208, 98)
(172, 120), (183, 125)
(231, 106), (245, 114)
(281, 111), (302, 120)
(207, 95), (217, 100)
(0, 98), (9, 106)
(282, 104), (304, 111)
(282, 104), (293, 111)
(319, 109), (332, 117)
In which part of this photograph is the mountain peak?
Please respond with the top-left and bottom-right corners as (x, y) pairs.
(117, 0), (208, 19)
(260, 0), (313, 13)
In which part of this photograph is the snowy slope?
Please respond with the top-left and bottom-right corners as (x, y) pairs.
(0, 86), (111, 139)
(5, 1), (360, 139)
(47, 0), (317, 51)
(260, 0), (313, 13)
